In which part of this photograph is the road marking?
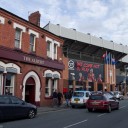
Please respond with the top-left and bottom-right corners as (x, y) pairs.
(97, 113), (106, 117)
(63, 119), (88, 128)
(119, 106), (126, 109)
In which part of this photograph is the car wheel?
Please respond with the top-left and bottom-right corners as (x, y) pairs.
(107, 105), (111, 113)
(88, 108), (92, 112)
(28, 109), (36, 119)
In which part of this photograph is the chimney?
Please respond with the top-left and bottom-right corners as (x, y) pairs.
(29, 11), (41, 27)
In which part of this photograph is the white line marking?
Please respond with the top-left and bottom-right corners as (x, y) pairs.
(119, 106), (126, 109)
(63, 119), (88, 128)
(97, 113), (106, 117)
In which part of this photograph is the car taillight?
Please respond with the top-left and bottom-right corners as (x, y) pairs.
(103, 101), (109, 106)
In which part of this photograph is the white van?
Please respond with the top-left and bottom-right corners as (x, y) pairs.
(70, 90), (91, 108)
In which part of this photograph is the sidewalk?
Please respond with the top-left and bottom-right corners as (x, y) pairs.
(37, 103), (69, 113)
(124, 96), (128, 100)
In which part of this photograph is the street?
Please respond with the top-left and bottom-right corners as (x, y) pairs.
(1, 99), (128, 128)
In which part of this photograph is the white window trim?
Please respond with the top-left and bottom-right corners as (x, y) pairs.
(5, 74), (15, 95)
(13, 23), (26, 32)
(30, 34), (36, 52)
(0, 74), (3, 95)
(13, 23), (26, 49)
(53, 79), (57, 91)
(44, 70), (60, 97)
(0, 16), (5, 24)
(29, 29), (39, 52)
(29, 29), (39, 38)
(46, 37), (60, 60)
(15, 28), (22, 49)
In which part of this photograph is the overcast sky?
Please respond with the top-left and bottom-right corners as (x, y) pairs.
(0, 0), (128, 45)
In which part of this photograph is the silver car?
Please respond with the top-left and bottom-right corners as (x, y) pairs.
(70, 90), (91, 108)
(112, 91), (124, 100)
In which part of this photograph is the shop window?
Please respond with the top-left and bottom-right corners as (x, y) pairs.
(0, 74), (3, 95)
(5, 73), (15, 95)
(45, 78), (58, 97)
(52, 79), (58, 94)
(45, 78), (51, 97)
(15, 28), (22, 49)
(30, 34), (36, 52)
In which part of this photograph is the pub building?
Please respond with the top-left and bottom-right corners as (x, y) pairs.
(44, 23), (128, 94)
(0, 8), (64, 106)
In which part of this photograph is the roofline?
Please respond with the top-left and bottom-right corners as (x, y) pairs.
(0, 7), (63, 42)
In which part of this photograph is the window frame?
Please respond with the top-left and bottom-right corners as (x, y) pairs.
(47, 41), (51, 58)
(45, 78), (58, 98)
(4, 73), (15, 95)
(30, 33), (36, 52)
(14, 28), (22, 49)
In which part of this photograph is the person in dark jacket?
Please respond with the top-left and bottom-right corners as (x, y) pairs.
(52, 90), (58, 107)
(57, 91), (63, 106)
(64, 92), (70, 107)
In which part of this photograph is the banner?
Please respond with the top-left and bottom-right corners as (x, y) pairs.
(68, 59), (104, 86)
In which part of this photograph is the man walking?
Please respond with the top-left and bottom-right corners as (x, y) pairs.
(57, 91), (63, 106)
(52, 90), (58, 107)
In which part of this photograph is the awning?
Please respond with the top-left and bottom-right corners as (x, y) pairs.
(0, 66), (4, 72)
(53, 74), (60, 79)
(46, 73), (52, 78)
(6, 68), (17, 73)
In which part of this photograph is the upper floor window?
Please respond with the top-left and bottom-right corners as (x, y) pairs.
(47, 41), (51, 58)
(30, 34), (35, 52)
(15, 28), (22, 49)
(54, 44), (57, 59)
(46, 37), (60, 60)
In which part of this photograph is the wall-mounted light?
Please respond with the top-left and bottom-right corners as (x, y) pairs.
(8, 19), (12, 24)
(41, 34), (45, 38)
(20, 85), (24, 90)
(26, 27), (29, 31)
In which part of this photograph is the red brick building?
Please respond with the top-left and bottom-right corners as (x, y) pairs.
(0, 8), (64, 106)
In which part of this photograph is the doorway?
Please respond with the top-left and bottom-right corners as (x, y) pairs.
(25, 77), (35, 104)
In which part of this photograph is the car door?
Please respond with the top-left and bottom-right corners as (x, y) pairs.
(107, 94), (116, 109)
(10, 96), (28, 118)
(0, 95), (14, 120)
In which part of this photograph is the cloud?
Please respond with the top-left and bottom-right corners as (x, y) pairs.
(0, 0), (128, 45)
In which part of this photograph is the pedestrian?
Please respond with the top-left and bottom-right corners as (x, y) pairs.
(64, 91), (70, 107)
(52, 90), (58, 107)
(57, 91), (63, 106)
(68, 89), (73, 100)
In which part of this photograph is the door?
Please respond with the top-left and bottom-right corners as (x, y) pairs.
(25, 77), (35, 104)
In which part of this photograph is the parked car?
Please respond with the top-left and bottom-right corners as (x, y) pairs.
(86, 92), (119, 113)
(112, 91), (124, 100)
(0, 95), (37, 121)
(70, 90), (91, 108)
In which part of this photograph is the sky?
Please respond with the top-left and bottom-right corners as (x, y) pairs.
(0, 0), (128, 46)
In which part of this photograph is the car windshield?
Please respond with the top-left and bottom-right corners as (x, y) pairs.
(73, 92), (84, 97)
(90, 95), (104, 100)
(114, 92), (119, 95)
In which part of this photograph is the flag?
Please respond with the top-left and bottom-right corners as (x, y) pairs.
(112, 58), (115, 65)
(102, 51), (107, 58)
(102, 53), (106, 58)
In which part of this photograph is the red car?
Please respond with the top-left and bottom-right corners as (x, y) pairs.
(86, 92), (119, 113)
